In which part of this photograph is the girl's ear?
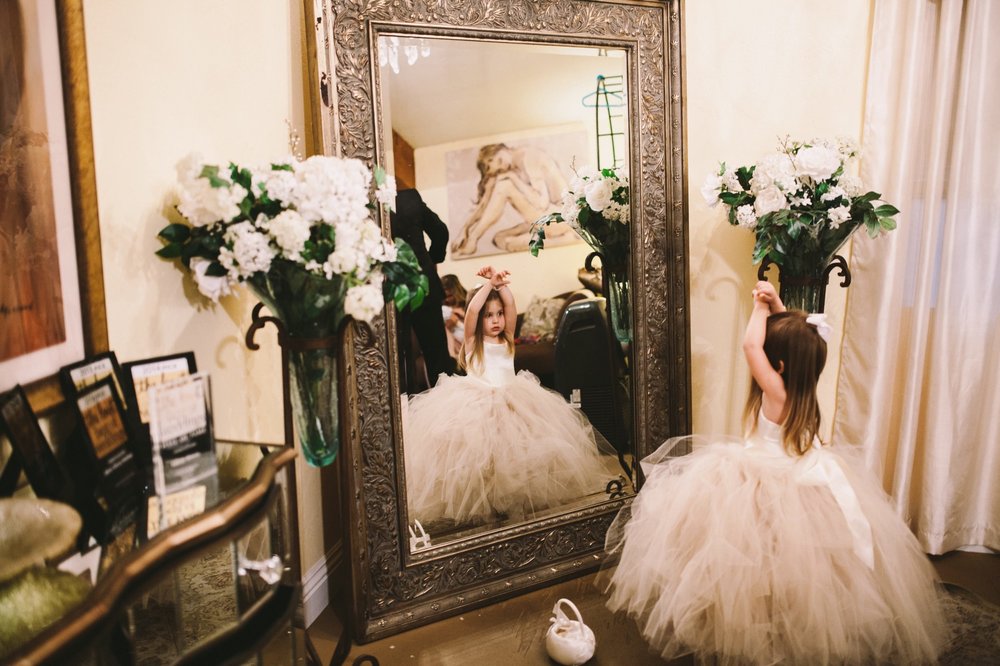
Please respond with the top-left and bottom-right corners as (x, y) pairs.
(777, 360), (785, 375)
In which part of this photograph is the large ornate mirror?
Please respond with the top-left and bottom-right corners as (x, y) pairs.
(313, 0), (688, 642)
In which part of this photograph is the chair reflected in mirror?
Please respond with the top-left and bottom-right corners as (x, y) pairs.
(554, 298), (633, 484)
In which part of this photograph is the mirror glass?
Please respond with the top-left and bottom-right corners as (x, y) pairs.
(378, 36), (635, 552)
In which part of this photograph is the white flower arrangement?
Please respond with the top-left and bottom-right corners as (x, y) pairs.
(530, 166), (630, 266)
(157, 154), (426, 324)
(703, 137), (898, 273)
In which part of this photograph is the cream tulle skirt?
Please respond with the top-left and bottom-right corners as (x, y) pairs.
(403, 371), (612, 524)
(604, 436), (947, 665)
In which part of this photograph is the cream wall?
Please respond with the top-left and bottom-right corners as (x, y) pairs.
(81, 0), (330, 575)
(685, 0), (872, 439)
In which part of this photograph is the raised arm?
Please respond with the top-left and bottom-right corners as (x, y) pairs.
(742, 281), (786, 418)
(464, 277), (492, 346)
(494, 276), (516, 338)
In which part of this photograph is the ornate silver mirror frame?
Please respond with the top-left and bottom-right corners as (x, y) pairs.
(310, 0), (689, 641)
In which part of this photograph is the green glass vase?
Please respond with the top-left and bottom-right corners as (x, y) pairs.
(249, 261), (346, 468)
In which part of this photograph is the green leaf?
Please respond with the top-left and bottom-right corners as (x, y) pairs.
(155, 243), (183, 258)
(719, 191), (743, 206)
(736, 166), (754, 190)
(270, 162), (293, 171)
(879, 216), (897, 231)
(158, 223), (191, 243)
(205, 262), (228, 277)
(374, 164), (387, 187)
(393, 284), (411, 311)
(200, 164), (230, 188)
(874, 204), (899, 217)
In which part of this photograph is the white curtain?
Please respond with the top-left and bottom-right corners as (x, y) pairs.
(834, 0), (1000, 554)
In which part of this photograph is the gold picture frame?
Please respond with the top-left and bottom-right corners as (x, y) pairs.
(2, 0), (107, 415)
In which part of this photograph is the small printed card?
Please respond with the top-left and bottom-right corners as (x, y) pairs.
(146, 372), (218, 537)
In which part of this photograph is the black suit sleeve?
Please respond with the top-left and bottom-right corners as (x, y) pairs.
(420, 202), (450, 264)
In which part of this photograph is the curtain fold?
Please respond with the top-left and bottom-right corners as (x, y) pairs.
(834, 0), (1000, 554)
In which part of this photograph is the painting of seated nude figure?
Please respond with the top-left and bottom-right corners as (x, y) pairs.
(446, 131), (586, 259)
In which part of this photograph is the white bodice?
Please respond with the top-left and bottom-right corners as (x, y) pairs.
(467, 341), (515, 387)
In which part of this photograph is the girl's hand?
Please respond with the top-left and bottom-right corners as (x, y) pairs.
(490, 270), (511, 289)
(476, 266), (495, 280)
(752, 280), (778, 309)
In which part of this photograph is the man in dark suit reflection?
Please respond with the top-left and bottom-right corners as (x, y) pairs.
(391, 189), (456, 391)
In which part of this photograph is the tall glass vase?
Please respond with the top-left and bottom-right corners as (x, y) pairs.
(605, 266), (632, 344)
(248, 261), (347, 468)
(778, 271), (825, 313)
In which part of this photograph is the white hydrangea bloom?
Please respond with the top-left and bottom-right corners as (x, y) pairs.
(291, 156), (372, 225)
(175, 155), (247, 227)
(266, 210), (311, 261)
(827, 205), (851, 229)
(344, 282), (384, 322)
(736, 204), (758, 229)
(190, 257), (234, 303)
(220, 221), (276, 278)
(838, 174), (864, 197)
(263, 167), (297, 203)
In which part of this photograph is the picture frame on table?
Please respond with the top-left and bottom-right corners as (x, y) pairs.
(72, 376), (139, 536)
(120, 351), (198, 472)
(0, 0), (108, 414)
(59, 351), (127, 405)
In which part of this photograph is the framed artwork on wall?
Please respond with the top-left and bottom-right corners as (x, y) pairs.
(0, 0), (107, 414)
(444, 127), (587, 260)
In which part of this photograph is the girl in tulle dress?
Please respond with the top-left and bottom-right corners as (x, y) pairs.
(404, 265), (611, 525)
(604, 280), (946, 665)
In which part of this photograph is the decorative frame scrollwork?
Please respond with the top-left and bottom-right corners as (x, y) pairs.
(310, 0), (689, 641)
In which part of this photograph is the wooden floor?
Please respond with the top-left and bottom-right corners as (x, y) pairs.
(308, 551), (999, 665)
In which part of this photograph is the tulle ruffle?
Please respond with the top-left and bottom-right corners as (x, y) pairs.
(603, 436), (947, 665)
(404, 371), (614, 524)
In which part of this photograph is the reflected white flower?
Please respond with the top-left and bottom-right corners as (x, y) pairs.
(838, 174), (864, 197)
(584, 178), (614, 212)
(827, 205), (851, 229)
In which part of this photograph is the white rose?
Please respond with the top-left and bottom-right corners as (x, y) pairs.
(344, 283), (384, 322)
(753, 153), (797, 192)
(795, 145), (841, 181)
(190, 257), (233, 303)
(753, 186), (788, 217)
(701, 173), (723, 207)
(584, 178), (614, 212)
(735, 204), (757, 229)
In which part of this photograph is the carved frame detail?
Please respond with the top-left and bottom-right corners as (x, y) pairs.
(312, 0), (689, 641)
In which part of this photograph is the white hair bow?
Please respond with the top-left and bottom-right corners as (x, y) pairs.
(806, 313), (832, 342)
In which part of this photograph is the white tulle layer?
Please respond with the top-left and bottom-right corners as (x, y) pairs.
(403, 371), (611, 524)
(604, 436), (947, 665)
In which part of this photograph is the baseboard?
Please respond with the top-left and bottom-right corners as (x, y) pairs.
(959, 545), (998, 554)
(301, 543), (343, 626)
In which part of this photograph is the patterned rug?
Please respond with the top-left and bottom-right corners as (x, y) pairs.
(939, 583), (1000, 665)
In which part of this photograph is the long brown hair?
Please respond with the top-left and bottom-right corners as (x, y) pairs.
(743, 310), (827, 455)
(459, 285), (514, 372)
